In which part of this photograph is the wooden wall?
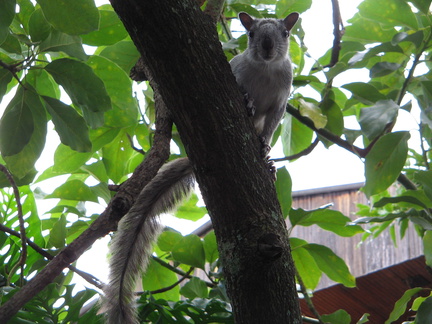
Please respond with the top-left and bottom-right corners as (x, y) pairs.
(290, 183), (424, 289)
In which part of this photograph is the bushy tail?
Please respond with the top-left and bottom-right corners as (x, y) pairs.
(103, 158), (195, 324)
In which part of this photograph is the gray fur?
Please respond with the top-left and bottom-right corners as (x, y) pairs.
(104, 158), (195, 324)
(230, 12), (299, 148)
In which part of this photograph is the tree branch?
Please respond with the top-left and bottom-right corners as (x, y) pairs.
(0, 164), (27, 286)
(272, 138), (319, 162)
(324, 0), (344, 69)
(0, 82), (173, 322)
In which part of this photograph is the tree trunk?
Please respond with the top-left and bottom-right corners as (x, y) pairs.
(110, 1), (302, 323)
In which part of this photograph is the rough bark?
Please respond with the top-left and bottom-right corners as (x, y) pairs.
(109, 1), (302, 323)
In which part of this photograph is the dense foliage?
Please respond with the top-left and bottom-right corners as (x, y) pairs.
(0, 0), (432, 323)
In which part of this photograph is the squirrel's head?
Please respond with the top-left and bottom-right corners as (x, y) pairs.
(239, 12), (299, 63)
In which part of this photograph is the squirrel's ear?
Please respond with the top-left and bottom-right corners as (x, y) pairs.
(238, 12), (254, 31)
(283, 12), (299, 31)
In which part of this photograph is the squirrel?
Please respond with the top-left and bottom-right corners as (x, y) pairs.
(103, 12), (299, 324)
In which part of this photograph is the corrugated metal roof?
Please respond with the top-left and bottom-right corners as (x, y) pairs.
(300, 256), (431, 323)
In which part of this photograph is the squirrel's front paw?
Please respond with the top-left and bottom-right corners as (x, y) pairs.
(244, 93), (256, 117)
(265, 156), (277, 181)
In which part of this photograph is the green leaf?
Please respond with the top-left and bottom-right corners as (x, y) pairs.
(45, 179), (98, 202)
(26, 69), (60, 99)
(203, 231), (219, 264)
(99, 41), (140, 75)
(275, 167), (292, 218)
(276, 0), (312, 16)
(409, 0), (432, 14)
(28, 8), (51, 42)
(0, 0), (15, 44)
(87, 56), (138, 128)
(414, 170), (432, 202)
(298, 99), (327, 129)
(45, 58), (111, 126)
(102, 131), (133, 183)
(39, 29), (88, 61)
(180, 277), (209, 299)
(172, 235), (205, 269)
(364, 132), (410, 197)
(36, 0), (99, 35)
(321, 309), (351, 324)
(2, 87), (47, 180)
(43, 96), (92, 152)
(374, 190), (432, 210)
(81, 10), (128, 46)
(304, 243), (355, 287)
(290, 208), (363, 237)
(157, 231), (183, 252)
(344, 14), (396, 44)
(175, 194), (207, 221)
(342, 82), (387, 105)
(290, 240), (321, 290)
(143, 258), (180, 301)
(280, 113), (313, 157)
(370, 62), (401, 78)
(320, 97), (344, 147)
(53, 144), (92, 174)
(357, 313), (370, 324)
(415, 296), (432, 323)
(423, 231), (432, 268)
(358, 0), (418, 30)
(0, 87), (34, 156)
(0, 69), (13, 102)
(48, 214), (67, 248)
(385, 287), (422, 324)
(359, 100), (399, 140)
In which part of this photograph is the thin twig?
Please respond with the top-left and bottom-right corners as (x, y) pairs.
(0, 164), (27, 285)
(141, 267), (194, 295)
(0, 223), (104, 289)
(272, 138), (319, 162)
(295, 268), (324, 324)
(323, 0), (344, 69)
(126, 133), (145, 155)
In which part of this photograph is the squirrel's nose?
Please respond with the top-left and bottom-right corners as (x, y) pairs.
(262, 37), (274, 51)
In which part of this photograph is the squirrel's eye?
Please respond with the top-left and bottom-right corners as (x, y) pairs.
(283, 30), (289, 38)
(248, 31), (254, 38)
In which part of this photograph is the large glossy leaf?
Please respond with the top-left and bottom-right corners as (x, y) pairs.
(290, 208), (363, 237)
(424, 231), (432, 268)
(385, 288), (422, 324)
(358, 0), (418, 30)
(48, 214), (67, 248)
(39, 30), (87, 61)
(0, 0), (15, 44)
(275, 167), (292, 218)
(28, 8), (51, 42)
(99, 41), (141, 75)
(36, 0), (99, 35)
(359, 100), (399, 140)
(172, 234), (205, 269)
(0, 86), (34, 156)
(304, 243), (355, 287)
(281, 113), (313, 157)
(298, 99), (327, 129)
(409, 0), (432, 13)
(45, 179), (98, 202)
(43, 96), (92, 152)
(142, 258), (180, 301)
(175, 194), (207, 221)
(364, 132), (410, 197)
(342, 82), (386, 105)
(26, 69), (60, 99)
(45, 58), (111, 116)
(290, 238), (321, 290)
(0, 69), (13, 102)
(321, 309), (351, 324)
(416, 296), (432, 323)
(203, 231), (219, 264)
(414, 170), (432, 201)
(86, 55), (138, 128)
(180, 277), (209, 299)
(370, 62), (401, 78)
(276, 0), (312, 16)
(102, 131), (133, 183)
(81, 10), (128, 46)
(344, 14), (396, 44)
